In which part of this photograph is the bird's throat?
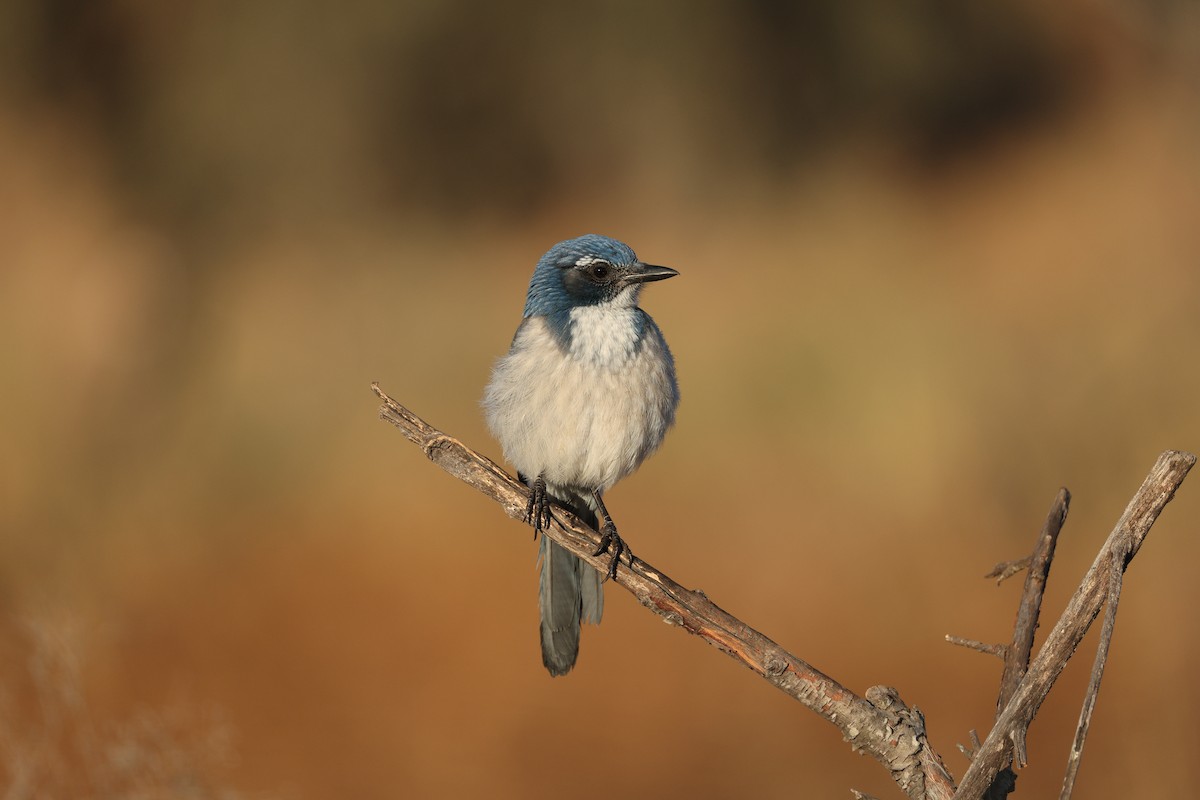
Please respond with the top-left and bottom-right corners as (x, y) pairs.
(566, 305), (644, 369)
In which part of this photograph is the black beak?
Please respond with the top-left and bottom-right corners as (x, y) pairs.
(624, 263), (679, 284)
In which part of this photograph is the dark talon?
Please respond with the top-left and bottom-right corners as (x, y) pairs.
(524, 475), (551, 537)
(591, 489), (636, 581)
(592, 524), (636, 581)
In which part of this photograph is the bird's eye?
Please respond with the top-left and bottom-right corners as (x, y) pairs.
(590, 262), (610, 280)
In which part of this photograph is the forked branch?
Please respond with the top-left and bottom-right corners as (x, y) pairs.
(979, 488), (1069, 799)
(372, 383), (1193, 800)
(953, 450), (1194, 799)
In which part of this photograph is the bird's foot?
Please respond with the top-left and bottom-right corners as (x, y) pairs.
(592, 520), (635, 581)
(524, 476), (552, 538)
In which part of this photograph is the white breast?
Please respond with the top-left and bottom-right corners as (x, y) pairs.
(566, 305), (641, 369)
(483, 312), (678, 494)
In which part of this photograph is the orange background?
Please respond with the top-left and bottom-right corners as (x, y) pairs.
(2, 2), (1199, 798)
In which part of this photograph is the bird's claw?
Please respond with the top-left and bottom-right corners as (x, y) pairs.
(592, 521), (635, 581)
(524, 476), (552, 538)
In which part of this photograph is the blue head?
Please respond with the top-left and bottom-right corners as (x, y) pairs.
(523, 234), (678, 318)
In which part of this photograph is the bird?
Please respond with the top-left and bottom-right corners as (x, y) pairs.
(483, 234), (679, 676)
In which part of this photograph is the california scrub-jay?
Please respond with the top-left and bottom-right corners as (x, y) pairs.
(483, 234), (679, 676)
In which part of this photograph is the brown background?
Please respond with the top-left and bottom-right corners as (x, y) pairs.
(2, 2), (1199, 798)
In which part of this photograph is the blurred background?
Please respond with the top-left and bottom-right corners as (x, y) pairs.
(2, 0), (1198, 797)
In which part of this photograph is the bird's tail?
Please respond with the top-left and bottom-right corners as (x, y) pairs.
(537, 494), (604, 677)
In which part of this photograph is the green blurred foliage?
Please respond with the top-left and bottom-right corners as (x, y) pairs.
(1, 1), (1199, 798)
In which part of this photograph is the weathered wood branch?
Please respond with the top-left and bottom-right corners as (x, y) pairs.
(953, 450), (1195, 799)
(998, 488), (1069, 712)
(371, 384), (956, 800)
(372, 383), (1193, 800)
(983, 489), (1069, 799)
(1058, 533), (1124, 799)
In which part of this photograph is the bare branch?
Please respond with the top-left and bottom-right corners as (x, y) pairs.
(982, 489), (1070, 798)
(957, 729), (983, 762)
(998, 488), (1069, 712)
(944, 636), (1006, 659)
(984, 558), (1030, 585)
(372, 384), (1193, 800)
(1058, 549), (1125, 799)
(953, 450), (1195, 799)
(372, 384), (957, 800)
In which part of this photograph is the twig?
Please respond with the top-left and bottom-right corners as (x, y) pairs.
(371, 384), (957, 800)
(944, 636), (1006, 659)
(957, 729), (983, 761)
(1058, 548), (1124, 799)
(982, 489), (1070, 798)
(984, 558), (1031, 585)
(997, 488), (1069, 712)
(953, 451), (1195, 799)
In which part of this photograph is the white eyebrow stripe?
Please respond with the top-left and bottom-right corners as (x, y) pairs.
(574, 255), (609, 268)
